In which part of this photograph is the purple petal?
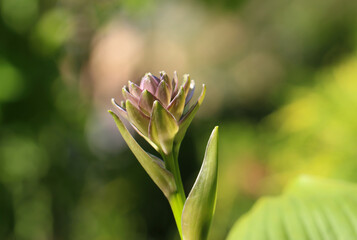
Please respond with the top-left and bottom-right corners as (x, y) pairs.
(147, 73), (160, 85)
(185, 80), (195, 105)
(155, 80), (170, 107)
(111, 98), (128, 119)
(140, 74), (157, 95)
(172, 71), (179, 98)
(168, 87), (185, 121)
(128, 81), (142, 98)
(122, 87), (139, 107)
(160, 71), (172, 93)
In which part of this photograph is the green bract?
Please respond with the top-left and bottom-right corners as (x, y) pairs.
(112, 71), (206, 155)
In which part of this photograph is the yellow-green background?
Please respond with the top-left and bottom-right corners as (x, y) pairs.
(1, 0), (357, 239)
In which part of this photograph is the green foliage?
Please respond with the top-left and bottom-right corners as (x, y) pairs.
(182, 127), (219, 240)
(227, 176), (357, 240)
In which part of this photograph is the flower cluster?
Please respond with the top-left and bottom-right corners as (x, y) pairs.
(112, 71), (205, 154)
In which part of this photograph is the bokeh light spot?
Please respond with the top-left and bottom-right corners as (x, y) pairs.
(0, 59), (24, 102)
(1, 0), (38, 33)
(0, 135), (48, 183)
(31, 9), (74, 55)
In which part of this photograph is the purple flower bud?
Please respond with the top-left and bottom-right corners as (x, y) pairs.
(112, 71), (206, 154)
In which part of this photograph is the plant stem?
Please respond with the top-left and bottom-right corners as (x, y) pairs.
(163, 151), (186, 239)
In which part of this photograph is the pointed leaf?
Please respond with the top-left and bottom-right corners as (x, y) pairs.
(126, 100), (150, 136)
(156, 80), (170, 107)
(182, 126), (219, 240)
(139, 90), (156, 116)
(149, 101), (179, 154)
(109, 110), (176, 198)
(175, 84), (206, 145)
(168, 87), (186, 121)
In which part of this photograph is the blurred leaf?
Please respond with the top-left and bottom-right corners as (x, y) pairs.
(109, 110), (176, 198)
(182, 126), (219, 240)
(227, 175), (357, 240)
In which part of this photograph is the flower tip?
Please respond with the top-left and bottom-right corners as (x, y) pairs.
(190, 80), (195, 89)
(153, 99), (160, 107)
(111, 98), (120, 108)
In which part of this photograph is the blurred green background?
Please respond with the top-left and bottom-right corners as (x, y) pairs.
(1, 0), (357, 239)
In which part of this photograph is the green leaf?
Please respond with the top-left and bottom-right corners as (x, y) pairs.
(149, 101), (179, 155)
(181, 126), (219, 240)
(227, 175), (357, 240)
(109, 110), (176, 198)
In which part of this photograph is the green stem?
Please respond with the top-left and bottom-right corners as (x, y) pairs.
(163, 150), (186, 239)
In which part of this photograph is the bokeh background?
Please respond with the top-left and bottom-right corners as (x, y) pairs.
(1, 0), (357, 239)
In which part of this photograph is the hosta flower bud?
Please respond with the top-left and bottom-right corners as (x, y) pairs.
(112, 71), (206, 155)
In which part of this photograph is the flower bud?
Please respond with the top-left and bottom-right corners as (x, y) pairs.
(112, 71), (206, 154)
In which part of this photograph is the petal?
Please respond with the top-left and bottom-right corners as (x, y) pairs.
(160, 71), (172, 93)
(140, 74), (157, 95)
(172, 71), (179, 97)
(147, 72), (160, 85)
(175, 84), (206, 145)
(126, 99), (150, 137)
(156, 80), (170, 107)
(167, 86), (185, 121)
(139, 90), (156, 116)
(128, 81), (142, 98)
(122, 87), (139, 107)
(185, 80), (195, 105)
(182, 74), (191, 96)
(149, 101), (179, 155)
(111, 98), (128, 119)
